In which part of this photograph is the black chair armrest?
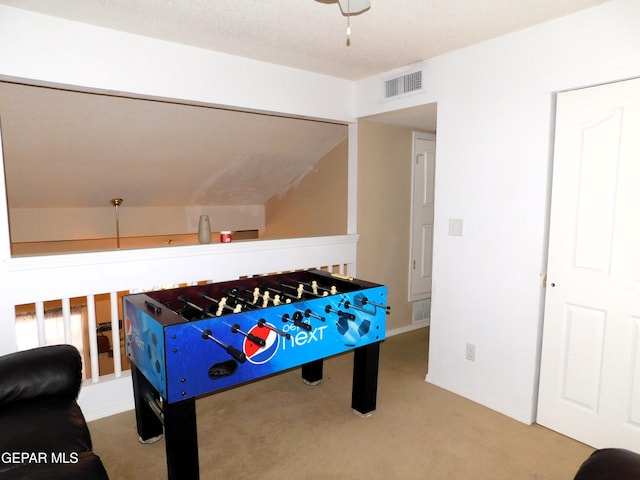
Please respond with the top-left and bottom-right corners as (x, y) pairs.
(0, 344), (83, 407)
(574, 448), (640, 480)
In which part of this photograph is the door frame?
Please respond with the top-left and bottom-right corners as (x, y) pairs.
(408, 131), (436, 302)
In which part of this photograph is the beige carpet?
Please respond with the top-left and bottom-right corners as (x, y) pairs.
(88, 328), (593, 479)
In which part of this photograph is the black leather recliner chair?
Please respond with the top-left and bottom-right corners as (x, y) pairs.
(0, 344), (109, 479)
(574, 448), (640, 480)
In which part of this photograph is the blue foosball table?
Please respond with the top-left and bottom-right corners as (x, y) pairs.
(124, 269), (389, 480)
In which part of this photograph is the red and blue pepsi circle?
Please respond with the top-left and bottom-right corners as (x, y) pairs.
(243, 323), (279, 364)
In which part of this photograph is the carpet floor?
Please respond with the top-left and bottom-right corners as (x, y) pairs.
(88, 327), (593, 479)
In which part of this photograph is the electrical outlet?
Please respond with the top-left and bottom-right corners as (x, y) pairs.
(465, 343), (476, 362)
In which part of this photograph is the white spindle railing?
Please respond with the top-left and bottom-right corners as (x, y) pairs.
(86, 294), (99, 383)
(109, 291), (122, 377)
(2, 234), (358, 420)
(62, 298), (72, 344)
(35, 302), (45, 346)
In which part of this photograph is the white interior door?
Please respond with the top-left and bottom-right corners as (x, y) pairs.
(408, 132), (435, 302)
(537, 77), (640, 451)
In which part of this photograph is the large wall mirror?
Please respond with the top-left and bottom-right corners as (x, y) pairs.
(0, 81), (349, 255)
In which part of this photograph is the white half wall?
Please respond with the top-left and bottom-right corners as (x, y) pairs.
(0, 5), (354, 124)
(355, 0), (640, 423)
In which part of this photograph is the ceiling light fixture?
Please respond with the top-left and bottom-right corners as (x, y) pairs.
(337, 0), (370, 46)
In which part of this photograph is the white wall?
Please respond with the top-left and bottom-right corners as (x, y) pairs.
(356, 0), (640, 423)
(0, 6), (353, 124)
(2, 0), (640, 423)
(0, 4), (355, 354)
(0, 5), (354, 250)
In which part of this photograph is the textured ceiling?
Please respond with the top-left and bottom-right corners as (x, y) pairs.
(0, 82), (347, 208)
(0, 0), (605, 209)
(0, 0), (605, 80)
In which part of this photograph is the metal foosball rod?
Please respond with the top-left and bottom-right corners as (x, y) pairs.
(225, 322), (266, 346)
(343, 299), (391, 316)
(279, 282), (323, 300)
(220, 289), (261, 311)
(359, 296), (392, 315)
(228, 288), (260, 310)
(299, 308), (325, 322)
(259, 290), (290, 308)
(194, 326), (246, 363)
(200, 293), (243, 315)
(177, 295), (216, 319)
(324, 304), (356, 321)
(220, 297), (243, 315)
(228, 287), (261, 305)
(342, 300), (376, 315)
(257, 318), (291, 339)
(259, 283), (297, 303)
(297, 280), (338, 296)
(281, 312), (312, 332)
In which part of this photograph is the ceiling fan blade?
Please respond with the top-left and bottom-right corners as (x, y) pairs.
(337, 0), (371, 15)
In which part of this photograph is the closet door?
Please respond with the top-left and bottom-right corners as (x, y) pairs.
(537, 77), (640, 451)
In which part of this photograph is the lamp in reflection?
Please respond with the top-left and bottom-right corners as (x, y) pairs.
(110, 198), (123, 249)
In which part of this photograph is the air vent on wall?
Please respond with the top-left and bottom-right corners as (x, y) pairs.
(384, 70), (422, 99)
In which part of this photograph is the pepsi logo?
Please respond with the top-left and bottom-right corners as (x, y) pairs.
(125, 316), (132, 336)
(243, 324), (279, 365)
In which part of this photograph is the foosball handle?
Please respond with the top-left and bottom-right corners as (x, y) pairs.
(246, 332), (265, 345)
(257, 318), (291, 339)
(230, 323), (266, 347)
(361, 296), (392, 314)
(325, 305), (356, 321)
(337, 310), (356, 321)
(292, 311), (312, 332)
(202, 328), (247, 363)
(282, 313), (312, 332)
(225, 345), (247, 364)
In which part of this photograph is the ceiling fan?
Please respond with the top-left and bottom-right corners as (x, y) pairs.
(337, 0), (371, 15)
(321, 0), (371, 44)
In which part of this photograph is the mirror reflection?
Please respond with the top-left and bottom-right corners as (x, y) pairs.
(0, 82), (349, 255)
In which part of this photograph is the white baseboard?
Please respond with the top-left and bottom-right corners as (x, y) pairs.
(79, 372), (135, 422)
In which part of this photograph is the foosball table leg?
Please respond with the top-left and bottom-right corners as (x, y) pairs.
(301, 359), (324, 385)
(131, 365), (199, 480)
(131, 364), (163, 442)
(351, 341), (381, 416)
(164, 398), (199, 480)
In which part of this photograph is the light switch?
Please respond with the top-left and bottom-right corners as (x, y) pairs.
(449, 218), (463, 236)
